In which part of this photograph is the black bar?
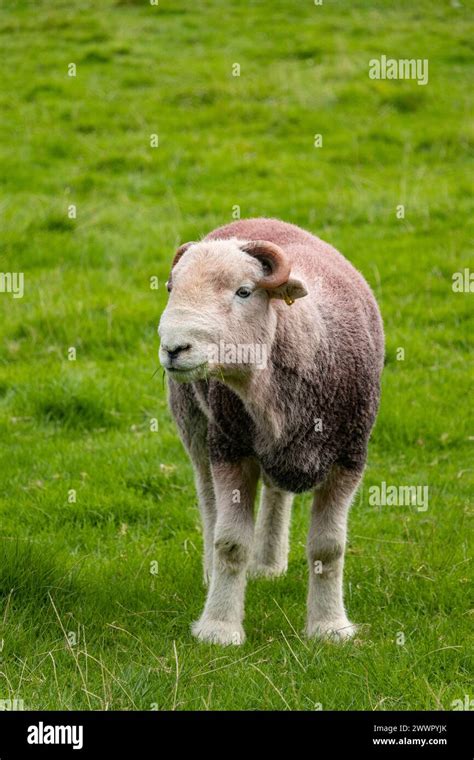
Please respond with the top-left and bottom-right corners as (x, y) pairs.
(0, 710), (471, 757)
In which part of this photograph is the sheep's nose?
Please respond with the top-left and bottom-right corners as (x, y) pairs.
(163, 342), (191, 360)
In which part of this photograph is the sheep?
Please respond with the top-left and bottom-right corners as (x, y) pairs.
(158, 218), (384, 646)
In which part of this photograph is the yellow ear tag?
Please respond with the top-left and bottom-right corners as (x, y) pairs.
(284, 294), (295, 306)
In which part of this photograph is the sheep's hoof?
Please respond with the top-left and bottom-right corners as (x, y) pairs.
(191, 618), (245, 646)
(306, 618), (357, 642)
(248, 560), (287, 579)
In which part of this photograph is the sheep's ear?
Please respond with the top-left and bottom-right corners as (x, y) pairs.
(167, 241), (197, 289)
(269, 277), (308, 305)
(171, 241), (197, 270)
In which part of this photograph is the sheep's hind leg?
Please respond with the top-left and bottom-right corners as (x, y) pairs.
(306, 466), (362, 641)
(192, 458), (259, 646)
(249, 483), (293, 578)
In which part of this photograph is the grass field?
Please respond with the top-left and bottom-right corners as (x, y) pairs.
(0, 0), (472, 710)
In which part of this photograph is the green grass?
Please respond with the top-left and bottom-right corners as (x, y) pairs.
(0, 0), (473, 710)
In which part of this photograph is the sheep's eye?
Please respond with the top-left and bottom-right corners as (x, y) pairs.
(166, 281), (172, 293)
(236, 286), (252, 299)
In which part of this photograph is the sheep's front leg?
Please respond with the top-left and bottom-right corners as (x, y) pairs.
(168, 381), (215, 584)
(306, 466), (362, 641)
(193, 459), (216, 585)
(249, 483), (293, 578)
(192, 458), (259, 646)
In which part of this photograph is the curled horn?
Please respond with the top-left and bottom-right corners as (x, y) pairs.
(240, 240), (291, 289)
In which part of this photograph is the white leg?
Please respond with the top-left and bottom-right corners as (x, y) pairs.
(192, 458), (259, 646)
(306, 466), (362, 641)
(193, 460), (216, 585)
(249, 483), (293, 577)
(168, 383), (216, 585)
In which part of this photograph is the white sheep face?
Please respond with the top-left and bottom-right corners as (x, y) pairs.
(158, 240), (282, 383)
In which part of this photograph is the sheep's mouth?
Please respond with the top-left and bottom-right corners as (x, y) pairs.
(167, 362), (208, 381)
